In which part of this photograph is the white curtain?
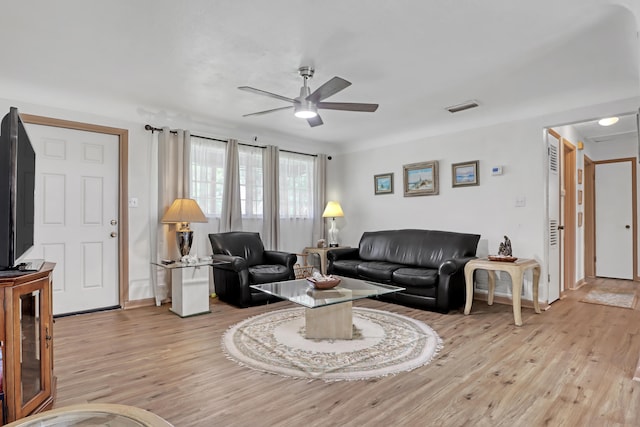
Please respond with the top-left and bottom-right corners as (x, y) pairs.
(263, 145), (280, 249)
(312, 154), (327, 245)
(150, 127), (190, 305)
(220, 138), (242, 232)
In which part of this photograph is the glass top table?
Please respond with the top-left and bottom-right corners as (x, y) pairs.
(5, 403), (173, 426)
(252, 277), (404, 340)
(251, 276), (404, 308)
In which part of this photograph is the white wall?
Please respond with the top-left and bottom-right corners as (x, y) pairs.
(327, 97), (640, 304)
(0, 96), (322, 302)
(2, 94), (639, 305)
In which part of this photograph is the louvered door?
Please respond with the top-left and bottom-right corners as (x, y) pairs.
(547, 131), (561, 303)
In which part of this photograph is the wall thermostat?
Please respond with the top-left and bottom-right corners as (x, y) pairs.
(491, 166), (503, 176)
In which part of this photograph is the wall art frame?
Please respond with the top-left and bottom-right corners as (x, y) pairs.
(452, 160), (480, 187)
(403, 160), (439, 196)
(374, 173), (394, 195)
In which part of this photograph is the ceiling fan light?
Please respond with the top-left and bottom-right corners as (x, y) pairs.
(294, 102), (317, 118)
(598, 117), (619, 126)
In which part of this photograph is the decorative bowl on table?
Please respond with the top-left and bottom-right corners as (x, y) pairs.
(488, 255), (518, 262)
(306, 275), (341, 290)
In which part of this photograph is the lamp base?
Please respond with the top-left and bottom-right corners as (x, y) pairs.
(328, 218), (339, 247)
(176, 231), (193, 257)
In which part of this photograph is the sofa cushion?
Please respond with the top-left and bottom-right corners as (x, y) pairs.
(392, 267), (438, 287)
(249, 264), (290, 284)
(357, 261), (404, 283)
(331, 260), (361, 277)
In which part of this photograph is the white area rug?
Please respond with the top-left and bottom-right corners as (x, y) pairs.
(580, 289), (637, 309)
(222, 307), (442, 381)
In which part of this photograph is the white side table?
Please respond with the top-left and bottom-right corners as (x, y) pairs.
(152, 260), (213, 317)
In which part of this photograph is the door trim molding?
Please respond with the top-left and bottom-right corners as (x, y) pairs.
(20, 114), (130, 307)
(584, 155), (595, 278)
(594, 157), (637, 281)
(562, 138), (577, 289)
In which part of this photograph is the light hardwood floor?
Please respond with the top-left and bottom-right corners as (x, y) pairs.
(52, 278), (640, 427)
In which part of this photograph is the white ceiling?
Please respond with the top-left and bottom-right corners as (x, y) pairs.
(0, 1), (638, 150)
(571, 113), (638, 144)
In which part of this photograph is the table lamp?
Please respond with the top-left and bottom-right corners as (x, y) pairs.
(322, 201), (344, 247)
(161, 198), (208, 257)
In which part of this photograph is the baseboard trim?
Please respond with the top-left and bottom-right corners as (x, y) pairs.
(123, 298), (158, 309)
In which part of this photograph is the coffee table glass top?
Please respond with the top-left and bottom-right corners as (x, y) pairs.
(251, 276), (404, 308)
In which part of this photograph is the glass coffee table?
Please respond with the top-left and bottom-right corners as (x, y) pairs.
(251, 277), (404, 339)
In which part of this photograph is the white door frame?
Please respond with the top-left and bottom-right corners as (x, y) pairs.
(21, 114), (130, 308)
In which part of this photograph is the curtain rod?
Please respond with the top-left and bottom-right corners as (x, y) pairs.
(144, 124), (317, 158)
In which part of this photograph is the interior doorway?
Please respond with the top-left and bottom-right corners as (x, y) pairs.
(593, 158), (637, 280)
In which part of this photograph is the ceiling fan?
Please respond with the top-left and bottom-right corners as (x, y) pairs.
(238, 66), (379, 127)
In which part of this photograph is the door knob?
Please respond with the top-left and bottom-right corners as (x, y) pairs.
(557, 225), (565, 230)
(110, 232), (118, 238)
(110, 219), (118, 226)
(626, 225), (631, 229)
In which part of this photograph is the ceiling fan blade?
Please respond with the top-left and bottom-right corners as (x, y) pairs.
(238, 86), (295, 103)
(243, 105), (294, 117)
(317, 102), (379, 112)
(307, 115), (323, 127)
(306, 77), (351, 103)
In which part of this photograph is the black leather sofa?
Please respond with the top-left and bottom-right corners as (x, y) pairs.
(327, 229), (480, 313)
(209, 232), (296, 307)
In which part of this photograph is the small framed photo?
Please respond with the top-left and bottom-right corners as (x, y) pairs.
(403, 160), (439, 197)
(452, 160), (479, 187)
(374, 173), (394, 195)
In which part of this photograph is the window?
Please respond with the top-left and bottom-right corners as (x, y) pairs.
(190, 137), (226, 217)
(279, 151), (314, 219)
(238, 144), (263, 218)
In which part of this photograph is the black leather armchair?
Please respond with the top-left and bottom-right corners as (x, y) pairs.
(208, 232), (296, 307)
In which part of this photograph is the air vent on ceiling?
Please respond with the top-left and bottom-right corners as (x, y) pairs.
(446, 100), (479, 114)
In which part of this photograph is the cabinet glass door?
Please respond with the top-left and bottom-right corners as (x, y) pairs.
(20, 289), (43, 405)
(12, 276), (52, 420)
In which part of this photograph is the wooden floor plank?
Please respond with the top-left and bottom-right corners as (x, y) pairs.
(51, 278), (640, 426)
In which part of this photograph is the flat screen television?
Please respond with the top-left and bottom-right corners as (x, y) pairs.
(0, 107), (36, 271)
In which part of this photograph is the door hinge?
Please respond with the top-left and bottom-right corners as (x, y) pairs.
(548, 274), (551, 282)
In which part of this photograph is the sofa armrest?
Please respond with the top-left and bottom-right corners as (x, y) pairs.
(439, 256), (477, 276)
(212, 254), (247, 272)
(264, 250), (297, 268)
(327, 247), (360, 262)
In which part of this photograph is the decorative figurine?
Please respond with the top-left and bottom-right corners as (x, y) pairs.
(498, 235), (512, 256)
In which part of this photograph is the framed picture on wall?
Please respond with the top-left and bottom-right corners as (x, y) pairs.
(403, 160), (439, 196)
(452, 160), (480, 187)
(374, 173), (394, 195)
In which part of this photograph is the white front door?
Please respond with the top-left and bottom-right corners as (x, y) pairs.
(25, 123), (120, 315)
(595, 160), (633, 280)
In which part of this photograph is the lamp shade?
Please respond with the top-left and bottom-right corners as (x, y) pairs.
(161, 198), (208, 224)
(322, 201), (344, 218)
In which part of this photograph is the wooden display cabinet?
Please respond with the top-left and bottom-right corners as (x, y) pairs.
(0, 264), (55, 425)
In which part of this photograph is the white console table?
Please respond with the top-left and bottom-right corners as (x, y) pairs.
(152, 260), (215, 317)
